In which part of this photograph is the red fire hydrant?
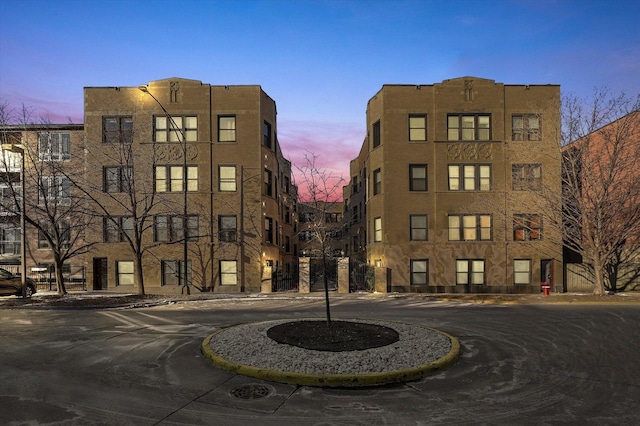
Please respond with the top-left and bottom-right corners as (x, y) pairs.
(541, 281), (550, 296)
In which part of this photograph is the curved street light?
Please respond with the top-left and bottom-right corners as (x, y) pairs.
(138, 85), (191, 294)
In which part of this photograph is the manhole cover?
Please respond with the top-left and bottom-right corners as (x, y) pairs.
(229, 384), (273, 400)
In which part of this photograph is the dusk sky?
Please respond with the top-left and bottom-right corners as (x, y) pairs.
(1, 0), (639, 180)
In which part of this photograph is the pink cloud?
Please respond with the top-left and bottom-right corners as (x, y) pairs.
(0, 93), (83, 124)
(278, 119), (364, 201)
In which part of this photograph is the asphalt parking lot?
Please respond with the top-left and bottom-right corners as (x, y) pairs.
(1, 293), (639, 425)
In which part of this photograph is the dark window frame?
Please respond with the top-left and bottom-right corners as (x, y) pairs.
(447, 114), (491, 141)
(410, 259), (429, 285)
(409, 164), (428, 191)
(103, 116), (133, 144)
(408, 114), (427, 141)
(372, 120), (381, 148)
(218, 115), (236, 142)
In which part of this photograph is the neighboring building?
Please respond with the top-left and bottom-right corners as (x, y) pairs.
(344, 77), (563, 293)
(298, 201), (344, 258)
(0, 124), (86, 283)
(83, 78), (297, 294)
(562, 110), (640, 292)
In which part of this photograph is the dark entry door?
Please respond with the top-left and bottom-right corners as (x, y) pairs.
(541, 259), (553, 287)
(93, 257), (108, 290)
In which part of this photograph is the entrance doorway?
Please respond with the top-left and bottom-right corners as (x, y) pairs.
(93, 257), (108, 290)
(541, 259), (553, 288)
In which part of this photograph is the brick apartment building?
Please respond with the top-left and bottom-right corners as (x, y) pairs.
(0, 124), (86, 284)
(82, 78), (297, 294)
(343, 77), (563, 293)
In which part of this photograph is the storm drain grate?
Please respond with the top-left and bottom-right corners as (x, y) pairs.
(229, 384), (273, 400)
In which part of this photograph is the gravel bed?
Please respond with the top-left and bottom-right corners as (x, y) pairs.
(208, 318), (452, 375)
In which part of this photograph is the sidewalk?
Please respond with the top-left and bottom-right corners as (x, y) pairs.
(2, 289), (639, 309)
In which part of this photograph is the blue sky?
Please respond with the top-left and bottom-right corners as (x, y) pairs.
(1, 0), (639, 177)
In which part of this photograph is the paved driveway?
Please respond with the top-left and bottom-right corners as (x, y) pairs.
(1, 296), (638, 425)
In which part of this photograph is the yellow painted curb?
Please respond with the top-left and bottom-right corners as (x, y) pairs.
(201, 320), (460, 387)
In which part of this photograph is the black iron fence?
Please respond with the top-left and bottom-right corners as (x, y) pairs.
(350, 259), (374, 292)
(2, 265), (86, 292)
(309, 258), (338, 291)
(272, 263), (299, 292)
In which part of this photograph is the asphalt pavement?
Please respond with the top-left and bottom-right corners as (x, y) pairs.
(1, 294), (639, 425)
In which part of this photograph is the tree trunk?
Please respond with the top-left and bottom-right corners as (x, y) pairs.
(592, 256), (606, 296)
(134, 255), (145, 296)
(54, 256), (67, 295)
(323, 253), (331, 326)
(56, 266), (67, 295)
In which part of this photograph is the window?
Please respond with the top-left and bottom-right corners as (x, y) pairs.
(409, 115), (427, 141)
(372, 120), (381, 148)
(264, 169), (273, 196)
(218, 165), (236, 191)
(284, 176), (290, 194)
(116, 261), (134, 286)
(512, 164), (542, 190)
(447, 114), (491, 141)
(351, 176), (359, 194)
(104, 217), (134, 242)
(0, 224), (20, 255)
(103, 116), (133, 144)
(263, 121), (272, 148)
(512, 114), (541, 141)
(410, 215), (428, 241)
(154, 115), (197, 142)
(285, 206), (291, 224)
(373, 168), (381, 195)
(448, 164), (491, 191)
(265, 217), (273, 243)
(155, 166), (198, 192)
(0, 183), (19, 213)
(38, 220), (70, 249)
(155, 215), (198, 242)
(39, 177), (71, 204)
(219, 215), (237, 242)
(104, 166), (132, 193)
(38, 132), (70, 161)
(448, 214), (492, 241)
(513, 214), (542, 241)
(352, 205), (358, 224)
(218, 116), (236, 142)
(456, 259), (485, 285)
(514, 259), (532, 285)
(220, 260), (238, 286)
(161, 260), (191, 286)
(411, 259), (429, 285)
(374, 217), (382, 242)
(409, 164), (427, 191)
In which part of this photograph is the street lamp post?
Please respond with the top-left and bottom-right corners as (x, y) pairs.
(2, 144), (27, 297)
(138, 85), (190, 294)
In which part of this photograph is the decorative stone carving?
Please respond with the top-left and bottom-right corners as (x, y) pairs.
(464, 79), (474, 101)
(156, 144), (198, 162)
(447, 143), (493, 160)
(170, 81), (179, 103)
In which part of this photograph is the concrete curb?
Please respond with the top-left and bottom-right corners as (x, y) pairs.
(201, 320), (460, 387)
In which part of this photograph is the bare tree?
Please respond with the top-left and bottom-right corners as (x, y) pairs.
(557, 89), (640, 295)
(75, 109), (174, 296)
(0, 101), (94, 295)
(295, 152), (345, 324)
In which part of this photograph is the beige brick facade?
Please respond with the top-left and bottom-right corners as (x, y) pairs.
(83, 78), (297, 294)
(344, 77), (563, 293)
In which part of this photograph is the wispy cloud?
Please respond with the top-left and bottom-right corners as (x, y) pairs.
(278, 119), (364, 200)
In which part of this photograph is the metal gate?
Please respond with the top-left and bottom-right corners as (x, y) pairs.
(309, 258), (337, 291)
(272, 263), (299, 292)
(349, 258), (374, 292)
